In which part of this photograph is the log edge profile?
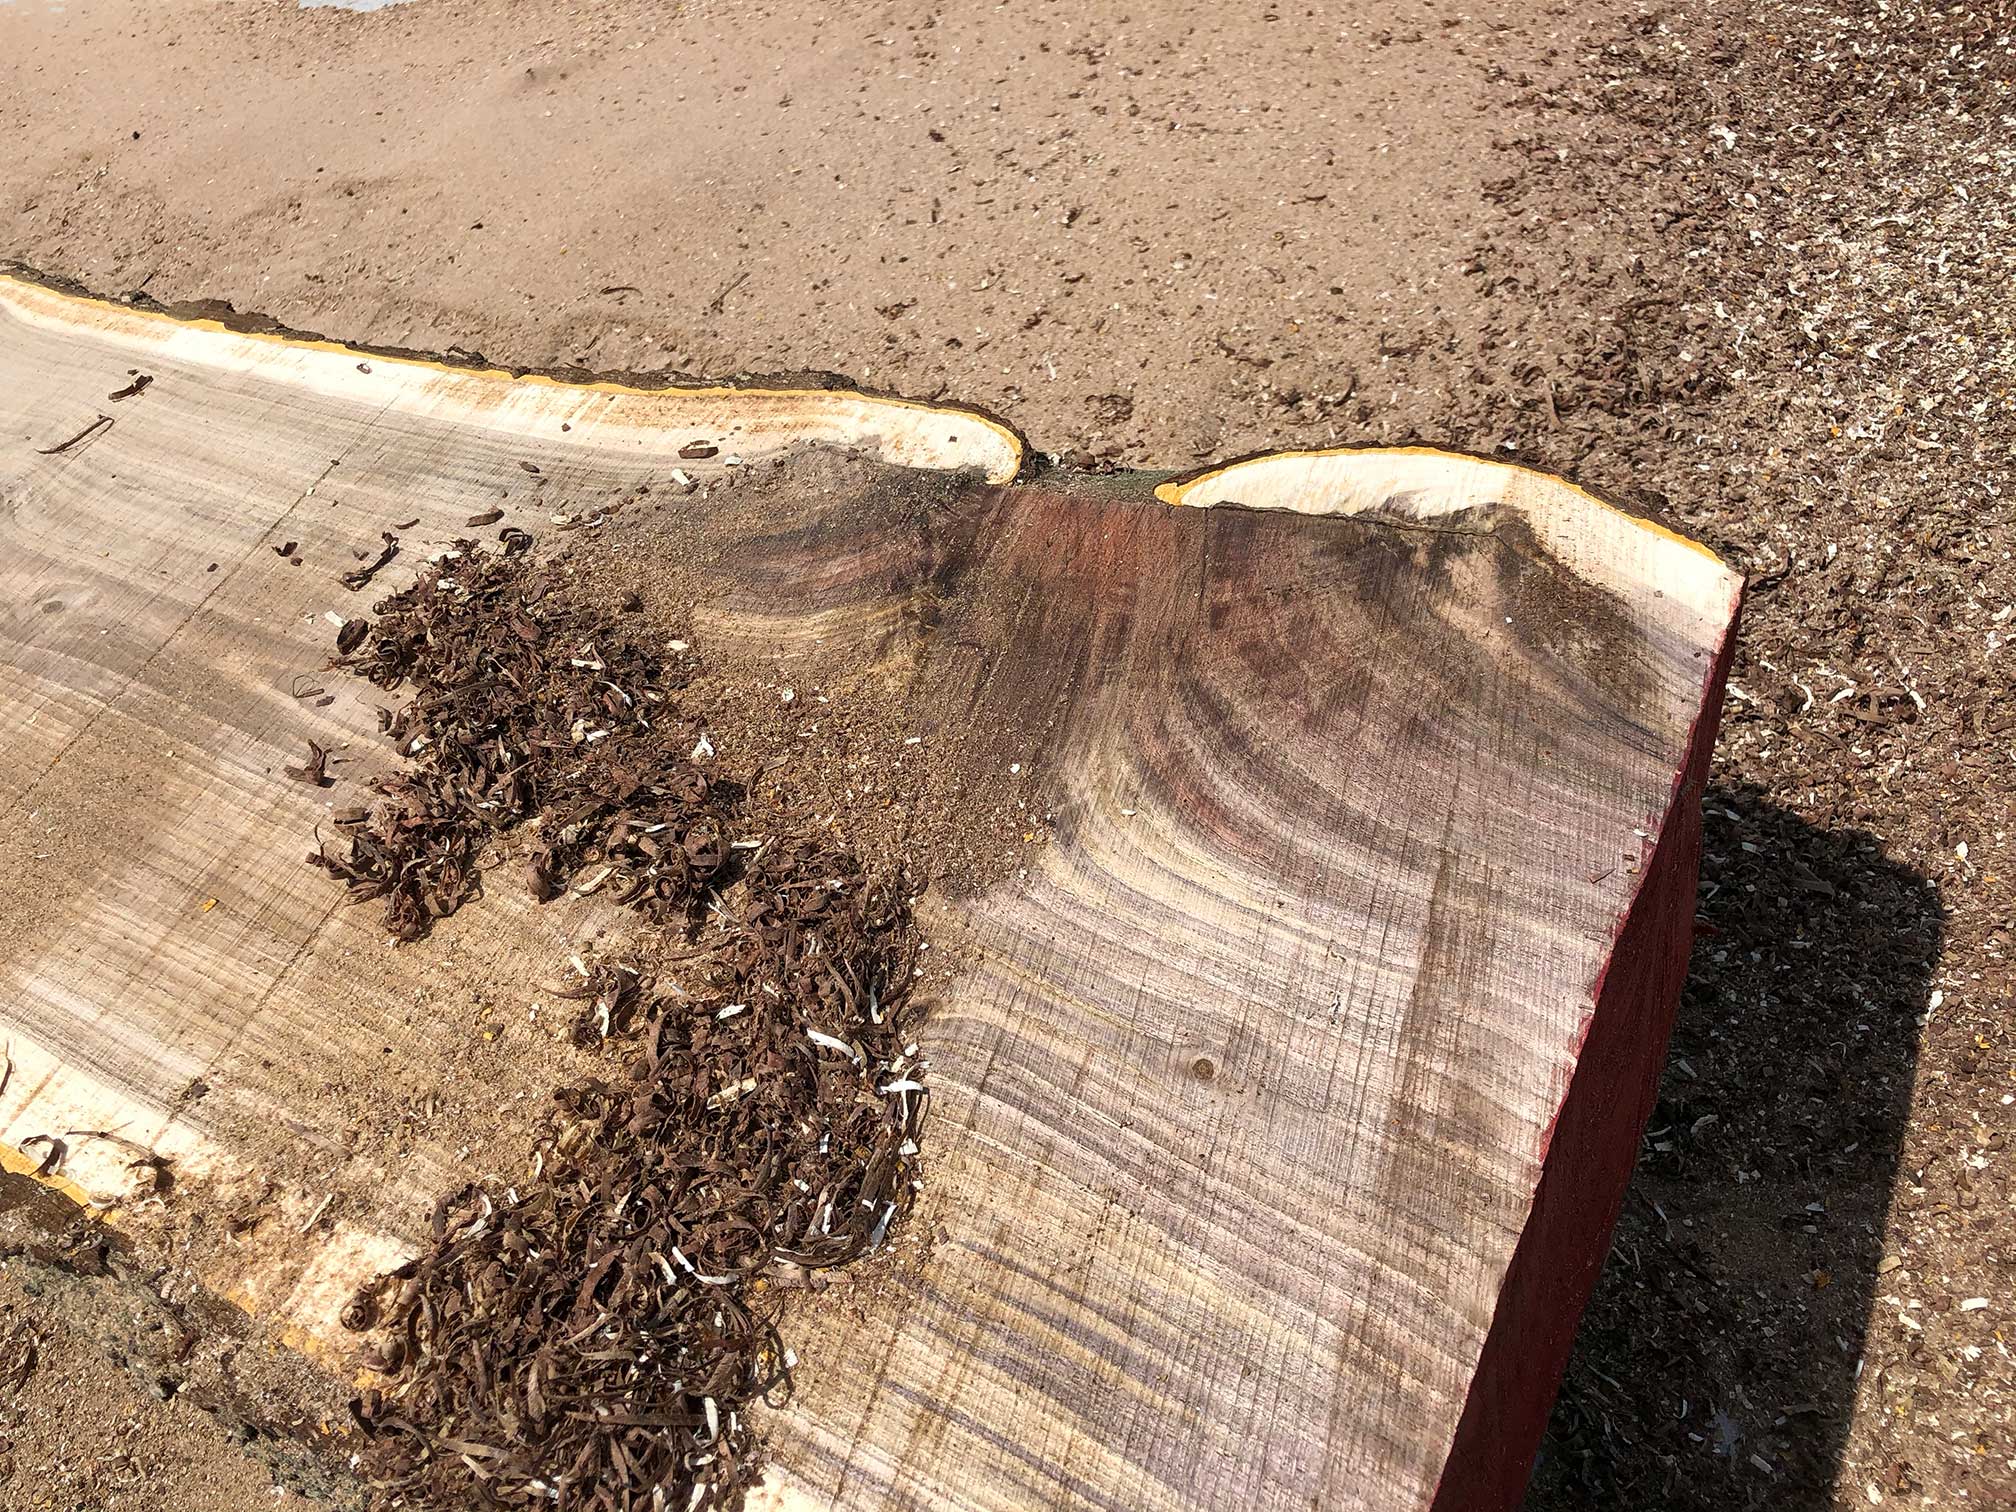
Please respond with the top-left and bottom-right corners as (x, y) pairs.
(1156, 446), (1739, 626)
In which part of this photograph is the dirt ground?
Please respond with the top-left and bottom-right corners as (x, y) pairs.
(0, 0), (2009, 1507)
(0, 1167), (357, 1510)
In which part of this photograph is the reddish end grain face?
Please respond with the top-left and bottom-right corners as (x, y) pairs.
(583, 452), (1730, 1511)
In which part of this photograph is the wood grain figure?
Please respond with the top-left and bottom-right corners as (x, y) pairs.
(0, 273), (1739, 1511)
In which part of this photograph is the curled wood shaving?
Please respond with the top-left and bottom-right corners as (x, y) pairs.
(317, 542), (928, 1510)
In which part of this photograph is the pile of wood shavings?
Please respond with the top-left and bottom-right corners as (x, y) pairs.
(308, 544), (927, 1510)
(310, 544), (736, 942)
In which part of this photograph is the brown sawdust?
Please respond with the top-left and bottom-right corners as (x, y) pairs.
(299, 532), (975, 1509)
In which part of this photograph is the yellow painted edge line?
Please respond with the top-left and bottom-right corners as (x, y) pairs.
(1153, 444), (1729, 569)
(0, 1139), (99, 1210)
(0, 273), (1026, 481)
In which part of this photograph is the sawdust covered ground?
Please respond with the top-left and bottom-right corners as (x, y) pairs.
(0, 0), (2010, 1507)
(0, 1265), (295, 1512)
(0, 1169), (357, 1510)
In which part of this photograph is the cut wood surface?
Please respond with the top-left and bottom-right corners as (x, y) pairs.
(0, 273), (1740, 1510)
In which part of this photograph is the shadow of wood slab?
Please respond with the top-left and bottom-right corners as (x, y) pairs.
(0, 273), (1740, 1512)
